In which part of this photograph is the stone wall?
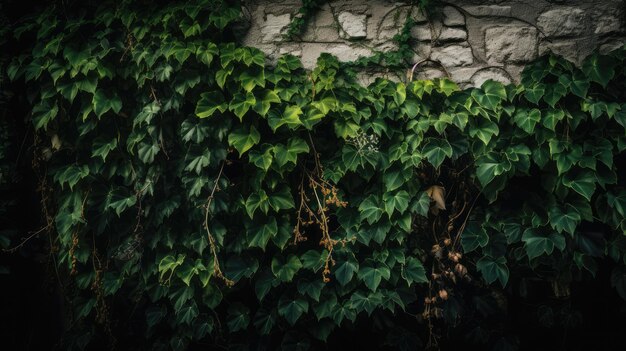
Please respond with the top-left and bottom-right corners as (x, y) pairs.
(239, 0), (626, 87)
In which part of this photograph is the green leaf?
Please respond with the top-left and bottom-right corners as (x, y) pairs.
(248, 146), (273, 172)
(247, 217), (278, 250)
(582, 54), (616, 87)
(269, 105), (303, 132)
(461, 222), (489, 252)
(469, 119), (499, 145)
(253, 89), (281, 116)
(245, 189), (270, 218)
(522, 229), (566, 260)
(358, 261), (391, 291)
(268, 187), (295, 211)
(562, 170), (596, 201)
(278, 295), (309, 325)
(229, 92), (256, 121)
(158, 254), (185, 281)
(195, 91), (227, 118)
(228, 125), (261, 155)
(476, 255), (509, 287)
(92, 89), (122, 118)
(401, 257), (428, 285)
(358, 195), (384, 225)
(524, 83), (545, 104)
(513, 108), (541, 134)
(549, 204), (581, 236)
(422, 138), (452, 168)
(227, 304), (250, 332)
(334, 259), (358, 286)
(383, 190), (410, 216)
(272, 255), (302, 282)
(273, 137), (309, 168)
(472, 80), (507, 110)
(350, 290), (383, 315)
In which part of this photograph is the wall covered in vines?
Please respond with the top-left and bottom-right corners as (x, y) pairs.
(2, 0), (626, 350)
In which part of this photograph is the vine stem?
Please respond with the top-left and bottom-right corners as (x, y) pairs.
(204, 161), (234, 287)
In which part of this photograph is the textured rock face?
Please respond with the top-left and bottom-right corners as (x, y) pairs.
(241, 0), (626, 86)
(485, 26), (538, 64)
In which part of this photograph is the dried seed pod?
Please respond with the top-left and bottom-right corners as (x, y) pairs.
(438, 289), (449, 300)
(455, 263), (467, 277)
(443, 238), (452, 246)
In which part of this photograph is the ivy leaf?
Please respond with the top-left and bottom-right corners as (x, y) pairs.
(268, 105), (303, 131)
(248, 145), (273, 172)
(358, 261), (391, 292)
(413, 191), (431, 217)
(229, 92), (256, 121)
(273, 137), (309, 168)
(268, 186), (295, 211)
(350, 290), (383, 315)
(228, 125), (261, 155)
(358, 195), (384, 225)
(253, 307), (276, 335)
(522, 229), (566, 260)
(524, 83), (545, 104)
(245, 189), (270, 218)
(253, 89), (280, 117)
(92, 89), (122, 118)
(543, 109), (565, 131)
(469, 119), (499, 145)
(435, 78), (459, 96)
(334, 259), (358, 286)
(247, 216), (277, 250)
(32, 101), (58, 130)
(422, 138), (452, 168)
(476, 256), (509, 287)
(513, 108), (541, 134)
(227, 304), (250, 332)
(271, 255), (302, 282)
(582, 54), (616, 88)
(195, 91), (227, 118)
(562, 170), (596, 201)
(383, 190), (410, 216)
(278, 295), (309, 325)
(559, 71), (589, 98)
(543, 83), (567, 107)
(401, 257), (428, 285)
(461, 222), (489, 252)
(472, 80), (507, 110)
(549, 204), (581, 236)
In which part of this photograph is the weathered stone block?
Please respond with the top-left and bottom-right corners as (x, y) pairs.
(411, 25), (432, 41)
(470, 67), (512, 87)
(537, 7), (587, 38)
(261, 14), (291, 43)
(443, 6), (465, 26)
(463, 5), (512, 17)
(485, 26), (538, 64)
(338, 12), (367, 39)
(431, 45), (473, 67)
(438, 27), (467, 42)
(300, 43), (372, 69)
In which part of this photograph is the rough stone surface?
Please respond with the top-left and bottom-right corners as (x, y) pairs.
(537, 7), (587, 38)
(471, 67), (512, 87)
(431, 45), (474, 67)
(261, 13), (291, 43)
(485, 26), (538, 64)
(438, 27), (468, 42)
(443, 6), (465, 26)
(464, 5), (512, 17)
(240, 0), (626, 87)
(411, 25), (432, 41)
(338, 12), (367, 39)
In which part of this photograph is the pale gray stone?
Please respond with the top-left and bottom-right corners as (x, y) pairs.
(413, 67), (447, 80)
(538, 40), (581, 64)
(411, 25), (432, 41)
(438, 27), (467, 42)
(431, 45), (473, 67)
(537, 7), (588, 37)
(338, 12), (367, 39)
(463, 5), (512, 17)
(261, 13), (291, 43)
(448, 67), (479, 84)
(300, 43), (372, 69)
(315, 26), (340, 42)
(485, 26), (538, 64)
(470, 67), (512, 87)
(314, 4), (336, 27)
(595, 16), (622, 35)
(443, 6), (465, 26)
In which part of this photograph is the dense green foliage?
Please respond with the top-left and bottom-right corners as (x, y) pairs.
(3, 0), (626, 349)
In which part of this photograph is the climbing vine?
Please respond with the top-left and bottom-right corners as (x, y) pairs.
(2, 0), (626, 350)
